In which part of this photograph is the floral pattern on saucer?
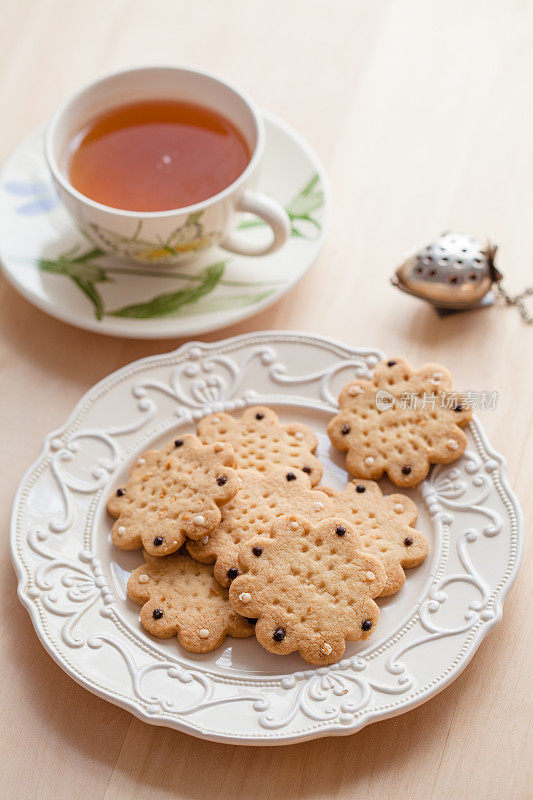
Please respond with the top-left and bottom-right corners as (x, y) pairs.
(36, 175), (323, 320)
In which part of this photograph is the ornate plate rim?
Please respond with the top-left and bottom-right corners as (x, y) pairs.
(10, 331), (523, 744)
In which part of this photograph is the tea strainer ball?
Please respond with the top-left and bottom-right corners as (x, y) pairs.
(392, 232), (499, 310)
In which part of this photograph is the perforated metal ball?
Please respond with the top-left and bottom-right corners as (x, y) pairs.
(393, 232), (496, 308)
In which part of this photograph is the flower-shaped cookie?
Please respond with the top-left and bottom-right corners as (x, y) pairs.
(187, 467), (316, 587)
(107, 435), (239, 556)
(128, 552), (255, 652)
(327, 357), (473, 487)
(187, 467), (426, 595)
(229, 515), (387, 665)
(197, 406), (323, 486)
(319, 479), (427, 595)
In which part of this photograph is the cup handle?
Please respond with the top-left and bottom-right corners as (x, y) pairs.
(221, 190), (291, 257)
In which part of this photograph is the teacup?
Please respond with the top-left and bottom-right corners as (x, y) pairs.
(45, 66), (290, 264)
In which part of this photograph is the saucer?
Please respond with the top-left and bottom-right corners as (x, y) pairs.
(0, 112), (329, 339)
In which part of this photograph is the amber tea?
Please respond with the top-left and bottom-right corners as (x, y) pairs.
(67, 99), (251, 212)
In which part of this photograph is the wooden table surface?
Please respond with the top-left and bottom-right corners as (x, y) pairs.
(1, 1), (531, 798)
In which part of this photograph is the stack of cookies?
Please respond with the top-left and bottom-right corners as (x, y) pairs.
(108, 357), (472, 665)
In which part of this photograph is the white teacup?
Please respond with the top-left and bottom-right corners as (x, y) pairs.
(45, 66), (290, 264)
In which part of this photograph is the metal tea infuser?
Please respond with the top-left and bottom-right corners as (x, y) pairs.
(392, 231), (532, 322)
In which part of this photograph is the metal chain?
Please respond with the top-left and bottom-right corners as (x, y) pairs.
(493, 281), (533, 324)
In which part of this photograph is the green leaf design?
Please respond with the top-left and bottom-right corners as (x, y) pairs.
(102, 264), (282, 288)
(286, 173), (323, 238)
(168, 289), (276, 317)
(109, 262), (225, 318)
(237, 218), (268, 230)
(287, 174), (324, 217)
(70, 277), (105, 320)
(238, 172), (323, 239)
(33, 174), (320, 321)
(39, 245), (109, 320)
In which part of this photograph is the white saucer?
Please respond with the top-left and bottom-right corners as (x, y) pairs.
(0, 113), (329, 339)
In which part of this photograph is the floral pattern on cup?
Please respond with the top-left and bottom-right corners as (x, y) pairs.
(86, 213), (217, 264)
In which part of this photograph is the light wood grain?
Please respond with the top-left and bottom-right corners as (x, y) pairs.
(1, 1), (532, 798)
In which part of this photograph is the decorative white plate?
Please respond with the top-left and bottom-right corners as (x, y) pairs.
(11, 332), (522, 744)
(0, 113), (329, 338)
